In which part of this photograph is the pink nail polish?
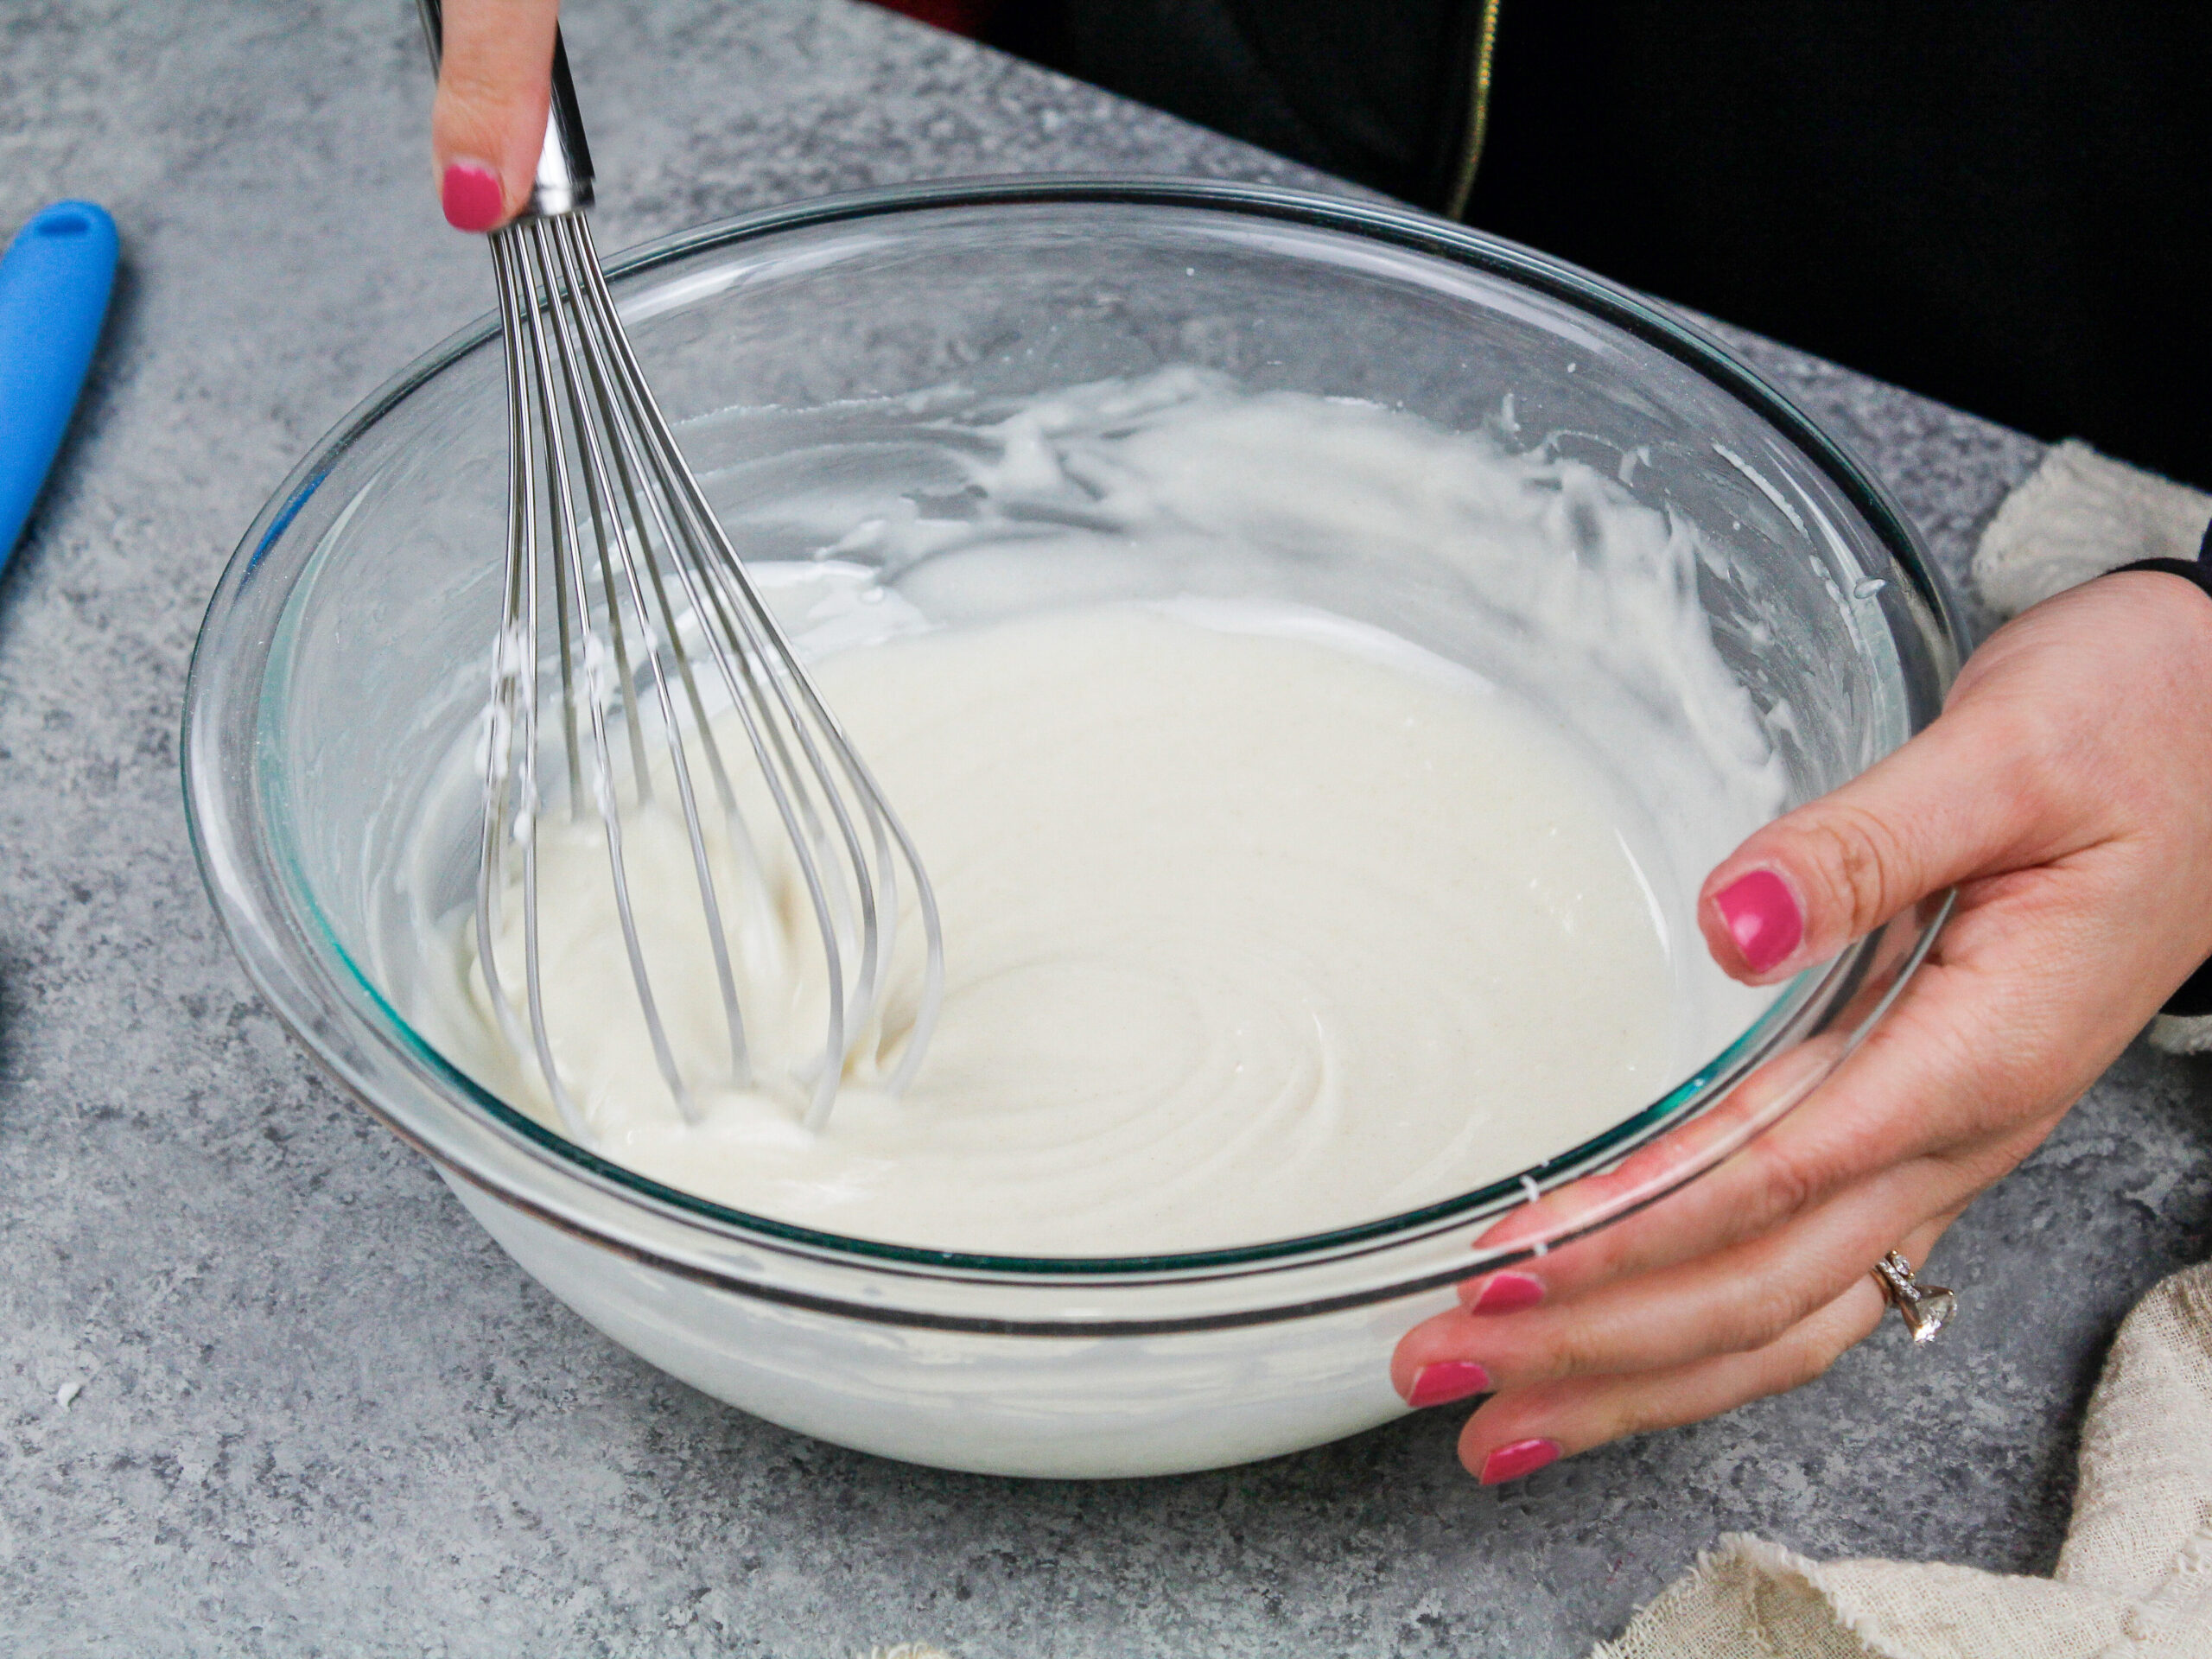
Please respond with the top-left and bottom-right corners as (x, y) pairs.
(1466, 1272), (1545, 1314)
(1407, 1361), (1492, 1408)
(442, 162), (505, 232)
(1478, 1438), (1560, 1484)
(1713, 868), (1802, 974)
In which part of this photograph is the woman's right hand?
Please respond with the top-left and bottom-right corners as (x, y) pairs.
(429, 0), (563, 232)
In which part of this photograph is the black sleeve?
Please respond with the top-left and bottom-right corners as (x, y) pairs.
(2110, 517), (2212, 1018)
(2111, 558), (2212, 607)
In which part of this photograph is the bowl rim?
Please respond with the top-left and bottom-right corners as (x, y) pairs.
(184, 175), (1961, 1308)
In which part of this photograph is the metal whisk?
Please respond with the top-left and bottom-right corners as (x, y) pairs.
(416, 2), (944, 1135)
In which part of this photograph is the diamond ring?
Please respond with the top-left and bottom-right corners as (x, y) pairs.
(1872, 1250), (1956, 1344)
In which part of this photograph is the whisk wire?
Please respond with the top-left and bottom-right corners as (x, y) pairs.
(567, 224), (920, 1049)
(573, 229), (945, 1077)
(474, 206), (944, 1136)
(557, 219), (873, 1107)
(533, 215), (752, 1096)
(483, 231), (581, 1141)
(510, 219), (701, 1122)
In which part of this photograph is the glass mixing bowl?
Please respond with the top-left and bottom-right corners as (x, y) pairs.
(185, 179), (1960, 1478)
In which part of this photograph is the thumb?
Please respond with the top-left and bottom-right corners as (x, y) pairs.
(1698, 701), (2051, 984)
(431, 0), (561, 232)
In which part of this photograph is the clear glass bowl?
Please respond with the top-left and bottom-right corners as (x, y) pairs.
(184, 179), (1960, 1478)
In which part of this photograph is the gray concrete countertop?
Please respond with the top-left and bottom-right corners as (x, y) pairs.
(3, 3), (2206, 1654)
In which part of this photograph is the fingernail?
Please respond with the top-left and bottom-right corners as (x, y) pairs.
(1407, 1361), (1492, 1408)
(1465, 1272), (1546, 1314)
(1713, 868), (1802, 974)
(1478, 1438), (1561, 1484)
(442, 161), (505, 232)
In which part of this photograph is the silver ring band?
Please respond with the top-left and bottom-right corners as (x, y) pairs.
(1872, 1250), (1956, 1344)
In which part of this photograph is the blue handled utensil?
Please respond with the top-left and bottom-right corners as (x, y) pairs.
(0, 200), (118, 566)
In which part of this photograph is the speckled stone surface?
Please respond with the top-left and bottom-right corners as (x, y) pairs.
(2, 3), (2205, 1655)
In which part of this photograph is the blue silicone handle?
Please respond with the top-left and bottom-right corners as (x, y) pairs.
(0, 200), (118, 564)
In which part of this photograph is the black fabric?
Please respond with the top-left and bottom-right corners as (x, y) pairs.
(985, 0), (1483, 209)
(2171, 861), (2212, 1018)
(2170, 959), (2212, 1020)
(988, 0), (2212, 487)
(1470, 1), (2212, 488)
(2113, 558), (2212, 609)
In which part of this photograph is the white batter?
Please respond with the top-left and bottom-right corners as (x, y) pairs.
(425, 372), (1785, 1256)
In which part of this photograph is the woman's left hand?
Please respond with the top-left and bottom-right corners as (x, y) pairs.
(1389, 569), (2212, 1484)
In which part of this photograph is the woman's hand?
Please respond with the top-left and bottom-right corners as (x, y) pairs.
(1391, 569), (2212, 1484)
(429, 0), (563, 232)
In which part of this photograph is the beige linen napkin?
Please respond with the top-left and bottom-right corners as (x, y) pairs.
(1596, 442), (2212, 1656)
(1973, 440), (2211, 619)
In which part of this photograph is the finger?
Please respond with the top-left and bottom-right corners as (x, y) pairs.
(1398, 1154), (1967, 1399)
(1450, 935), (2069, 1318)
(1698, 690), (2080, 984)
(1454, 1034), (1846, 1312)
(431, 0), (561, 231)
(1455, 1216), (1952, 1482)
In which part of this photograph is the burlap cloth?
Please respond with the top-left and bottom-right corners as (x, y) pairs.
(1597, 442), (2212, 1656)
